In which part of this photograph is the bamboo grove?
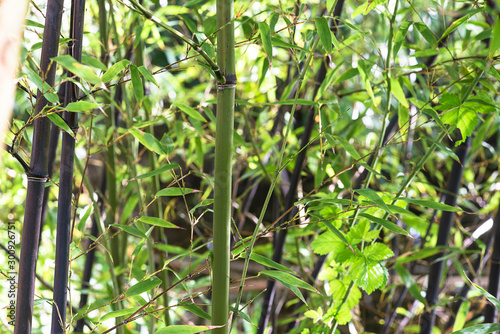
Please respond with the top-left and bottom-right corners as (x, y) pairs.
(3, 0), (500, 333)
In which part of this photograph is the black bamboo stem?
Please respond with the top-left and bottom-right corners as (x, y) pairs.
(15, 0), (64, 331)
(420, 135), (471, 334)
(50, 0), (86, 331)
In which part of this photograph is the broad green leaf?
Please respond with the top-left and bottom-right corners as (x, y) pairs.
(100, 307), (140, 321)
(333, 67), (359, 85)
(311, 231), (347, 255)
(364, 0), (387, 15)
(393, 21), (412, 59)
(363, 243), (394, 261)
(139, 216), (179, 229)
(451, 324), (500, 334)
(138, 65), (159, 87)
(441, 107), (477, 145)
(156, 187), (194, 196)
(47, 114), (74, 137)
(154, 325), (223, 334)
(323, 221), (352, 251)
(172, 103), (207, 122)
(315, 17), (332, 54)
(359, 213), (409, 236)
(101, 59), (131, 83)
(125, 276), (162, 297)
(81, 55), (107, 71)
(110, 224), (147, 239)
(136, 163), (179, 179)
(490, 19), (500, 56)
(259, 22), (273, 67)
(355, 189), (394, 216)
(414, 22), (438, 49)
(25, 19), (44, 29)
(65, 101), (98, 112)
(351, 257), (388, 294)
(396, 197), (461, 212)
(453, 300), (470, 331)
(130, 65), (144, 105)
(395, 264), (427, 304)
(352, 2), (368, 18)
(77, 204), (93, 232)
(179, 302), (211, 321)
(250, 253), (295, 274)
(51, 55), (102, 85)
(391, 77), (409, 108)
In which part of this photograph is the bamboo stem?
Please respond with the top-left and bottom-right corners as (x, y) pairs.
(212, 0), (236, 331)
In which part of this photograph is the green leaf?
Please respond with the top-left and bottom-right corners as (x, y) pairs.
(395, 264), (426, 304)
(311, 231), (347, 255)
(154, 325), (222, 334)
(259, 22), (273, 67)
(260, 270), (315, 292)
(441, 105), (477, 145)
(51, 55), (102, 85)
(65, 101), (98, 112)
(130, 65), (144, 105)
(110, 224), (147, 239)
(270, 37), (313, 54)
(81, 55), (107, 71)
(414, 22), (438, 49)
(398, 105), (410, 140)
(100, 307), (140, 321)
(172, 103), (207, 122)
(390, 77), (409, 108)
(77, 204), (93, 232)
(470, 280), (500, 312)
(47, 114), (74, 137)
(355, 189), (394, 217)
(139, 216), (179, 229)
(451, 324), (500, 334)
(249, 253), (295, 274)
(351, 257), (388, 294)
(363, 243), (393, 261)
(156, 187), (194, 196)
(453, 300), (470, 331)
(357, 60), (377, 106)
(423, 108), (447, 134)
(490, 19), (500, 56)
(333, 67), (359, 85)
(396, 197), (461, 212)
(440, 9), (482, 42)
(393, 21), (412, 59)
(315, 17), (332, 54)
(101, 59), (131, 83)
(129, 128), (169, 156)
(359, 213), (409, 236)
(136, 163), (179, 179)
(334, 135), (361, 160)
(323, 221), (352, 252)
(138, 65), (159, 87)
(179, 302), (211, 321)
(125, 276), (162, 297)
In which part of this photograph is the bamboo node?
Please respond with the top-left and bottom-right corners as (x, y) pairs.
(27, 174), (49, 183)
(216, 83), (237, 90)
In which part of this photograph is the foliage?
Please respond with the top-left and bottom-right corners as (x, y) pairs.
(2, 0), (500, 333)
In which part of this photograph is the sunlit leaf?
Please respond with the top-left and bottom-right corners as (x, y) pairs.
(172, 103), (207, 122)
(125, 276), (162, 297)
(259, 22), (273, 67)
(51, 55), (102, 85)
(315, 17), (332, 54)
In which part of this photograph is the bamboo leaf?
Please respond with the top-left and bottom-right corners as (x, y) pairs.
(355, 189), (394, 216)
(172, 103), (207, 122)
(451, 324), (500, 334)
(393, 21), (412, 59)
(396, 197), (461, 212)
(259, 22), (273, 67)
(390, 77), (409, 108)
(138, 65), (159, 87)
(440, 9), (482, 42)
(81, 55), (107, 71)
(139, 216), (180, 229)
(315, 17), (332, 54)
(395, 264), (427, 304)
(125, 276), (162, 297)
(249, 253), (295, 274)
(469, 279), (500, 312)
(270, 37), (313, 54)
(334, 135), (361, 160)
(100, 307), (140, 321)
(130, 65), (144, 105)
(179, 302), (211, 321)
(51, 55), (102, 85)
(260, 270), (316, 292)
(129, 128), (169, 155)
(490, 19), (500, 56)
(156, 187), (194, 196)
(323, 221), (353, 252)
(47, 113), (74, 137)
(154, 325), (223, 334)
(101, 59), (131, 83)
(110, 224), (147, 239)
(65, 101), (98, 112)
(414, 22), (438, 49)
(359, 213), (410, 236)
(136, 163), (179, 179)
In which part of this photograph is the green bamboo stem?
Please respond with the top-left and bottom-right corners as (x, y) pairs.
(212, 0), (236, 331)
